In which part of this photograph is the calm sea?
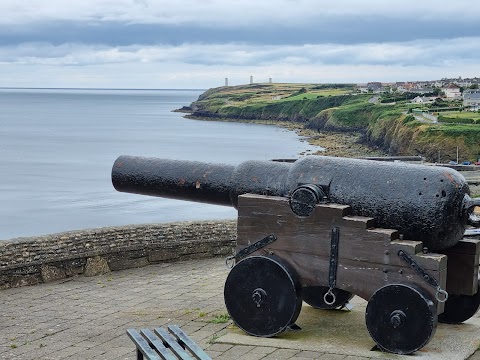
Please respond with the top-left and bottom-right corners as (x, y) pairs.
(0, 89), (322, 240)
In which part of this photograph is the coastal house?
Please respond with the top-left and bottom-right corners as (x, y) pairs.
(463, 90), (480, 111)
(411, 96), (434, 104)
(456, 80), (472, 88)
(397, 82), (415, 92)
(367, 82), (384, 92)
(410, 87), (434, 94)
(416, 82), (430, 89)
(442, 84), (461, 99)
(357, 84), (369, 93)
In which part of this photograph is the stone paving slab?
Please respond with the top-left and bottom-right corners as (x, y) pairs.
(0, 257), (480, 360)
(0, 259), (230, 360)
(218, 298), (480, 359)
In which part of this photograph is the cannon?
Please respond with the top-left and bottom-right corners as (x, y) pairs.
(112, 155), (480, 355)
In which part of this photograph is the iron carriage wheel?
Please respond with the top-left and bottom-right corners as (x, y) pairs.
(365, 283), (437, 355)
(438, 279), (480, 324)
(224, 255), (302, 337)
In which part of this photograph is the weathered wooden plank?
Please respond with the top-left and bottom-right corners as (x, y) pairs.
(390, 240), (423, 255)
(444, 253), (479, 296)
(128, 327), (210, 360)
(342, 215), (376, 229)
(126, 329), (162, 360)
(440, 239), (480, 295)
(367, 228), (400, 238)
(304, 202), (352, 217)
(168, 325), (212, 360)
(236, 193), (448, 313)
(237, 194), (444, 271)
(260, 249), (445, 313)
(141, 329), (177, 360)
(442, 238), (480, 255)
(154, 327), (193, 360)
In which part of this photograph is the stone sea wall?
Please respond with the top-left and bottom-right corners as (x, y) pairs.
(0, 220), (237, 290)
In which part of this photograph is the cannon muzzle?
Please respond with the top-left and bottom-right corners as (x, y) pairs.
(112, 155), (291, 207)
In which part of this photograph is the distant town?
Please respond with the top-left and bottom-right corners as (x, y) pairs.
(205, 78), (480, 165)
(357, 77), (480, 111)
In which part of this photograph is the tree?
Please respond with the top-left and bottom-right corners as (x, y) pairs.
(431, 98), (445, 107)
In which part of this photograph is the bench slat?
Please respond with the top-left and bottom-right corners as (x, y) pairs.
(126, 329), (162, 360)
(154, 327), (193, 360)
(141, 329), (178, 360)
(168, 325), (212, 360)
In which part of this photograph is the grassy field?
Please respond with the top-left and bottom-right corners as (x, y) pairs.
(278, 88), (353, 101)
(442, 111), (480, 120)
(200, 83), (355, 106)
(190, 83), (480, 162)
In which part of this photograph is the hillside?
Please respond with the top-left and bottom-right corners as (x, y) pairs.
(186, 83), (480, 163)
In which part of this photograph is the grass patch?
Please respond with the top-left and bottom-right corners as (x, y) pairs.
(209, 313), (231, 324)
(438, 111), (480, 124)
(442, 111), (480, 120)
(207, 333), (220, 344)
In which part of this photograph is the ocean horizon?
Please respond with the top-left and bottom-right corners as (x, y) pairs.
(0, 88), (322, 240)
(0, 87), (207, 90)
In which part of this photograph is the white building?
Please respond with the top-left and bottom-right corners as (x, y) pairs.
(463, 90), (480, 111)
(411, 96), (434, 104)
(442, 84), (461, 99)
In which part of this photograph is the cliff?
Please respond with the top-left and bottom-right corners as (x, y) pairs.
(187, 84), (480, 163)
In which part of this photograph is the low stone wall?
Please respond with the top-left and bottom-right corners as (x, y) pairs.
(0, 220), (237, 289)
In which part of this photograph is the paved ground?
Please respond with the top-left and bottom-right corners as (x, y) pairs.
(1, 257), (480, 360)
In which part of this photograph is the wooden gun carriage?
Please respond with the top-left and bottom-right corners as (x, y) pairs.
(112, 155), (480, 355)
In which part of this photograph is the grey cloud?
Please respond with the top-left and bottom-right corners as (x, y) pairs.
(1, 38), (478, 69)
(0, 0), (478, 88)
(0, 16), (479, 48)
(1, 0), (479, 26)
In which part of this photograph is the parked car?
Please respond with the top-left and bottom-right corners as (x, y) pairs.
(462, 161), (472, 165)
(475, 161), (480, 166)
(449, 161), (458, 165)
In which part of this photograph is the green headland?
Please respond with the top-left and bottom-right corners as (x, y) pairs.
(182, 83), (480, 163)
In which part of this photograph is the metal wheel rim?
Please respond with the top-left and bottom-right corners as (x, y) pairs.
(365, 284), (437, 355)
(439, 280), (480, 324)
(224, 255), (302, 337)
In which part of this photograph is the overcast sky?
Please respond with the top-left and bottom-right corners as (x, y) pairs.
(0, 0), (479, 88)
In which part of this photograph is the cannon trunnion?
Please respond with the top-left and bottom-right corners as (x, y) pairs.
(112, 155), (480, 355)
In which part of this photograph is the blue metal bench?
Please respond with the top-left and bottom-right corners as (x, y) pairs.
(127, 325), (211, 360)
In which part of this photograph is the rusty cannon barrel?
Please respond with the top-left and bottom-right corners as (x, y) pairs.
(112, 155), (480, 251)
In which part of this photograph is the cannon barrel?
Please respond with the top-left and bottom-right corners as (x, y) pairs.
(112, 155), (480, 251)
